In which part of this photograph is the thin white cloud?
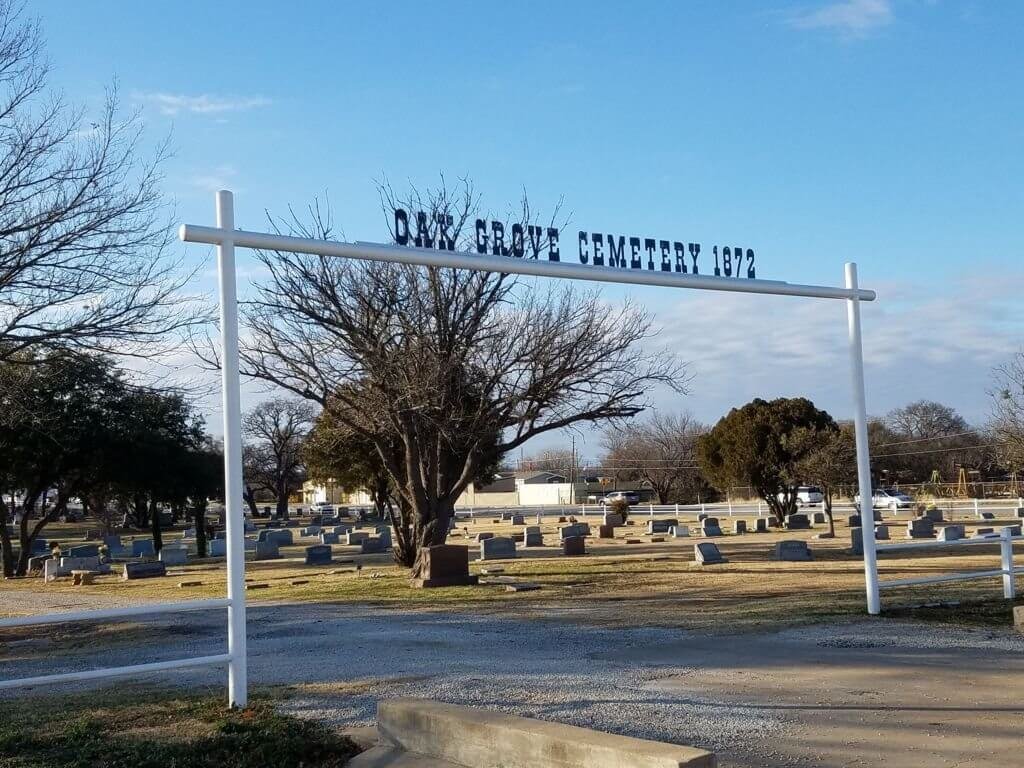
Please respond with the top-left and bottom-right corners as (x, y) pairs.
(134, 91), (271, 116)
(787, 0), (893, 36)
(188, 164), (239, 194)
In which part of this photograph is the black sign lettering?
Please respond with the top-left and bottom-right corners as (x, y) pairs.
(475, 219), (488, 254)
(394, 209), (758, 278)
(592, 233), (604, 266)
(629, 237), (642, 269)
(608, 235), (626, 268)
(673, 241), (686, 273)
(394, 209), (410, 246)
(547, 227), (560, 262)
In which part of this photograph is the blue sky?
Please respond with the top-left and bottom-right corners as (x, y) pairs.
(37, 0), (1023, 458)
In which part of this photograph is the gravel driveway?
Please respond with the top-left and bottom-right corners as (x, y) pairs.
(3, 602), (1023, 767)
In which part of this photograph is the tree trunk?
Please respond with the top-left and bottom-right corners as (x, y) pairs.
(825, 490), (835, 537)
(243, 486), (258, 517)
(193, 501), (208, 559)
(408, 499), (455, 579)
(0, 498), (14, 578)
(150, 497), (162, 553)
(275, 486), (289, 518)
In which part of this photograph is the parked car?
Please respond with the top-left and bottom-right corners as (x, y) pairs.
(854, 488), (914, 511)
(600, 491), (640, 506)
(312, 502), (335, 514)
(776, 486), (824, 507)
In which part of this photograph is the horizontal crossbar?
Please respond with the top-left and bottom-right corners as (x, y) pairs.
(0, 653), (232, 690)
(0, 598), (231, 629)
(179, 225), (877, 302)
(877, 534), (1023, 553)
(879, 567), (1024, 589)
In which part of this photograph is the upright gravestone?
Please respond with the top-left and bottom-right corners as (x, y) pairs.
(562, 535), (586, 556)
(647, 519), (677, 535)
(159, 546), (188, 566)
(784, 514), (810, 530)
(300, 525), (322, 537)
(907, 517), (935, 539)
(67, 544), (100, 559)
(850, 527), (864, 556)
(320, 532), (340, 545)
(602, 512), (624, 527)
(937, 525), (965, 542)
(345, 531), (369, 545)
(209, 539), (227, 557)
(980, 511), (995, 521)
(361, 537), (388, 554)
(510, 514), (525, 526)
(732, 520), (747, 535)
(811, 511), (827, 525)
(255, 541), (280, 560)
(523, 526), (544, 547)
(411, 544), (479, 588)
(1005, 524), (1022, 537)
(559, 523), (590, 540)
(123, 561), (167, 580)
(481, 536), (517, 561)
(774, 540), (813, 562)
(670, 524), (690, 538)
(1016, 507), (1024, 519)
(475, 531), (495, 542)
(305, 545), (333, 565)
(597, 524), (615, 539)
(700, 518), (723, 537)
(131, 539), (155, 558)
(754, 517), (769, 533)
(874, 525), (890, 540)
(924, 508), (944, 523)
(695, 541), (726, 565)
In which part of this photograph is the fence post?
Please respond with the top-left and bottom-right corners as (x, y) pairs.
(649, 504), (654, 518)
(974, 499), (980, 518)
(728, 499), (733, 516)
(1001, 527), (1016, 599)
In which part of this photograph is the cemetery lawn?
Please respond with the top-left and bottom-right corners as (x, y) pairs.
(0, 685), (360, 768)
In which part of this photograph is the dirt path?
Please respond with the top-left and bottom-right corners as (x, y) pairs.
(3, 603), (1022, 767)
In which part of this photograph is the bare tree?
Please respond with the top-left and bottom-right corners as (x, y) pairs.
(991, 354), (1024, 471)
(242, 398), (316, 517)
(793, 424), (857, 537)
(222, 179), (686, 572)
(884, 400), (984, 482)
(0, 2), (201, 363)
(602, 412), (707, 503)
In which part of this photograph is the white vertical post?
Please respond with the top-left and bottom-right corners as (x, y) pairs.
(846, 263), (880, 615)
(1000, 527), (1015, 599)
(216, 190), (248, 707)
(973, 499), (979, 518)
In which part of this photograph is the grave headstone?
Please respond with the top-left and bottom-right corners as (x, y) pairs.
(1005, 525), (1022, 537)
(754, 518), (769, 533)
(523, 527), (544, 547)
(345, 531), (369, 545)
(67, 544), (100, 558)
(305, 545), (333, 565)
(907, 517), (935, 539)
(811, 511), (827, 525)
(29, 539), (49, 556)
(874, 525), (890, 540)
(850, 527), (864, 556)
(646, 519), (677, 535)
(562, 535), (586, 556)
(500, 512), (515, 521)
(320, 532), (340, 544)
(700, 518), (723, 537)
(255, 541), (280, 560)
(974, 528), (997, 538)
(847, 514), (862, 528)
(123, 561), (166, 580)
(411, 544), (479, 588)
(695, 541), (726, 565)
(980, 511), (995, 521)
(360, 537), (389, 554)
(697, 513), (708, 522)
(602, 512), (624, 527)
(159, 546), (189, 566)
(301, 525), (322, 537)
(670, 525), (690, 538)
(937, 525), (965, 542)
(27, 554), (52, 573)
(131, 539), (155, 558)
(181, 528), (197, 540)
(784, 514), (810, 530)
(597, 524), (615, 539)
(510, 514), (525, 526)
(774, 540), (813, 562)
(209, 539), (227, 557)
(1016, 507), (1024, 519)
(924, 508), (944, 523)
(559, 523), (590, 540)
(476, 532), (495, 542)
(732, 520), (747, 535)
(481, 536), (517, 561)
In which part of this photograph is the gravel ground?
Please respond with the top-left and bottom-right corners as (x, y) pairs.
(4, 603), (1023, 767)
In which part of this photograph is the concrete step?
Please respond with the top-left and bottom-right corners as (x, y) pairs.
(348, 745), (462, 768)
